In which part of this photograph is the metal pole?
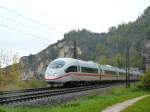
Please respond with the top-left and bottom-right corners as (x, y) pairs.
(127, 45), (130, 87)
(125, 45), (128, 88)
(125, 42), (130, 87)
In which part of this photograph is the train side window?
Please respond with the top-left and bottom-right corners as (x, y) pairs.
(119, 72), (126, 75)
(65, 66), (77, 73)
(81, 67), (98, 74)
(105, 70), (116, 75)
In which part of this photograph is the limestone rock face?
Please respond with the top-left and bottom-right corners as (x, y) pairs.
(19, 39), (83, 80)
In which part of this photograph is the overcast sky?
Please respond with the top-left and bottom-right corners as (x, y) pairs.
(0, 0), (149, 57)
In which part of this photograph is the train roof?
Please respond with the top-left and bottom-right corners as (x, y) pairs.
(100, 65), (118, 71)
(52, 58), (142, 74)
(55, 58), (98, 68)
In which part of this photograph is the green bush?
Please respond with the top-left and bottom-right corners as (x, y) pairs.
(1, 77), (47, 91)
(141, 70), (150, 89)
(19, 77), (47, 89)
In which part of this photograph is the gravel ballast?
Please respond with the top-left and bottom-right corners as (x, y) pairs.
(9, 85), (124, 107)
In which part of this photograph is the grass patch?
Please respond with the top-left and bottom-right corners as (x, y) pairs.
(122, 95), (150, 112)
(0, 86), (149, 112)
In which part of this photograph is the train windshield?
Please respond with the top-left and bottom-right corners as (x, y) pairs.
(49, 60), (65, 69)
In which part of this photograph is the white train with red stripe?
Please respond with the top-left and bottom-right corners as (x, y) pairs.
(45, 58), (141, 84)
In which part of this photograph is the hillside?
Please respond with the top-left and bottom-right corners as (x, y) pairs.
(19, 6), (150, 80)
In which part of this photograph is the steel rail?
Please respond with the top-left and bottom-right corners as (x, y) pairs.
(0, 83), (118, 105)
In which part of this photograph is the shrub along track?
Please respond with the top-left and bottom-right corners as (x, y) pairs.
(0, 82), (128, 106)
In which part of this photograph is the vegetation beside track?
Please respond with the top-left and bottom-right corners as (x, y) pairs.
(0, 51), (47, 91)
(0, 85), (149, 112)
(121, 71), (150, 112)
(122, 95), (150, 112)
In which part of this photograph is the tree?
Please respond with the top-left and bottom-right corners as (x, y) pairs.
(111, 53), (124, 67)
(108, 26), (117, 33)
(99, 55), (109, 65)
(141, 70), (150, 89)
(9, 53), (21, 83)
(130, 48), (143, 67)
(0, 49), (5, 89)
(0, 59), (3, 89)
(0, 50), (21, 90)
(96, 43), (108, 61)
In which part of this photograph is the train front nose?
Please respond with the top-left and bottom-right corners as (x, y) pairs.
(45, 69), (60, 80)
(45, 59), (66, 82)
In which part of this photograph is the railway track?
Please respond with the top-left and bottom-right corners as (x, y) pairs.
(0, 83), (123, 105)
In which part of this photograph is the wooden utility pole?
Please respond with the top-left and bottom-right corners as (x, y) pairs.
(73, 41), (77, 59)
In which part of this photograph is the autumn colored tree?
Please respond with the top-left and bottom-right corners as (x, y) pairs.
(111, 53), (125, 67)
(99, 55), (109, 65)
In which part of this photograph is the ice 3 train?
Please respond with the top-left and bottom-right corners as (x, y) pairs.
(45, 58), (141, 85)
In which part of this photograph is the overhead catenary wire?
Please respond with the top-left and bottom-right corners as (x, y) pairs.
(0, 15), (55, 35)
(18, 0), (72, 30)
(0, 23), (52, 41)
(0, 6), (64, 34)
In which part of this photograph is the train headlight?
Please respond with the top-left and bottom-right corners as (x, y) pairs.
(53, 73), (57, 76)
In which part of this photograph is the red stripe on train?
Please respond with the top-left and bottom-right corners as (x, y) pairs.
(45, 73), (99, 80)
